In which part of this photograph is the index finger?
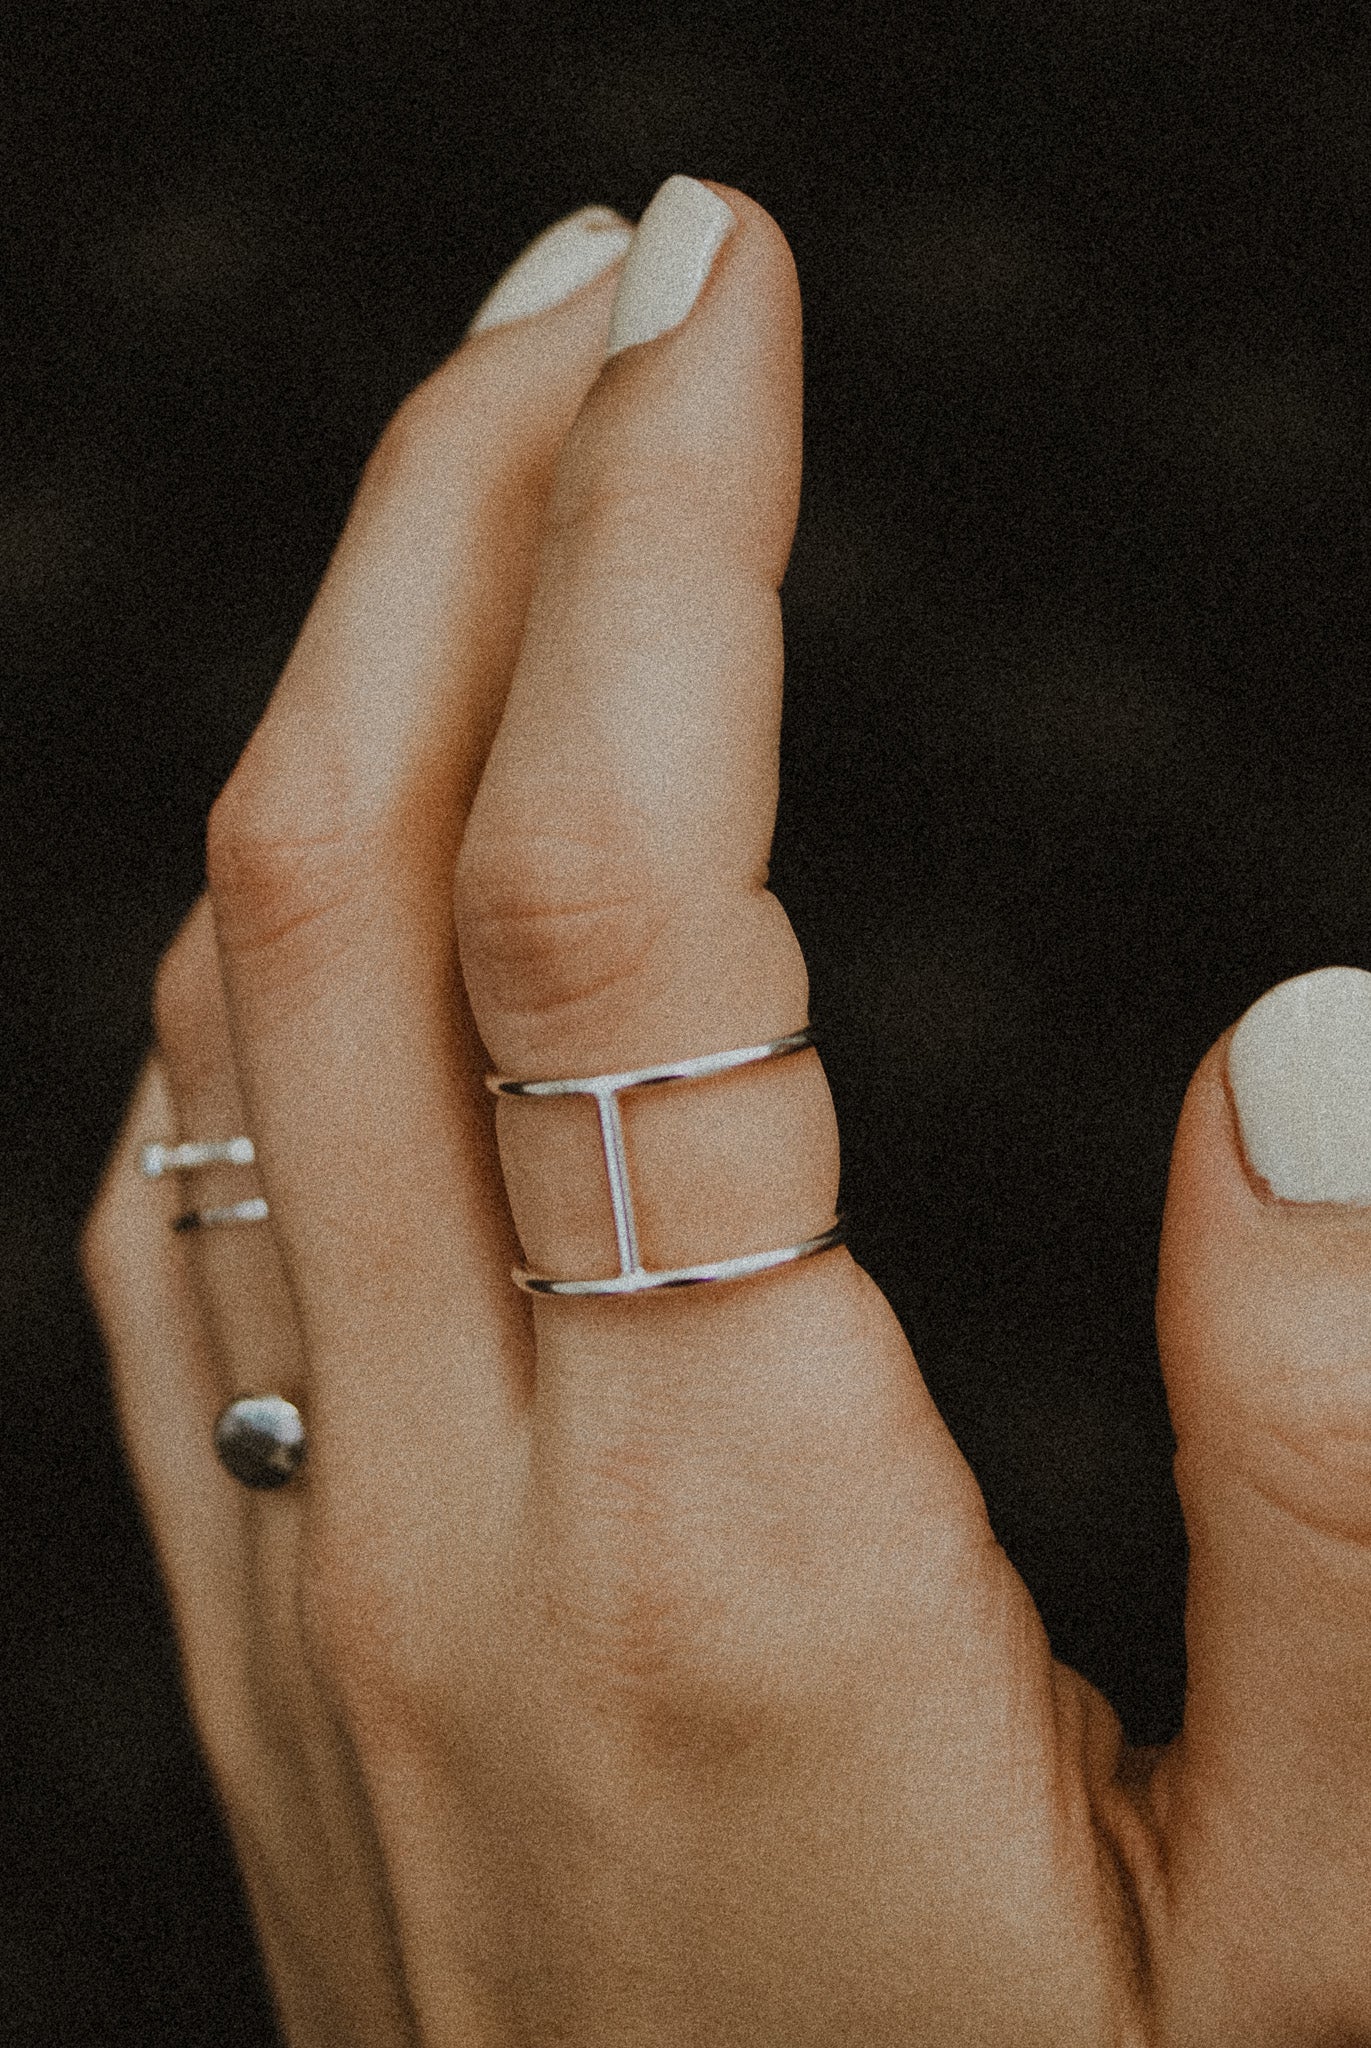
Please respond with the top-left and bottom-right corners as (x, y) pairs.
(202, 215), (631, 1493)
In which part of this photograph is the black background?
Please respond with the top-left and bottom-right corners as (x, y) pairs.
(3, 3), (1368, 2040)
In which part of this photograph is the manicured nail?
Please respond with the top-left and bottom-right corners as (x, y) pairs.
(606, 175), (736, 357)
(1228, 967), (1371, 1202)
(467, 206), (633, 336)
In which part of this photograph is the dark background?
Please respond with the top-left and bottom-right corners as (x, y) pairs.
(3, 2), (1368, 2040)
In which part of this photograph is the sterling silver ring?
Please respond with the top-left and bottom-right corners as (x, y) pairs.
(140, 1134), (269, 1232)
(141, 1136), (256, 1177)
(486, 1027), (845, 1296)
(174, 1197), (271, 1233)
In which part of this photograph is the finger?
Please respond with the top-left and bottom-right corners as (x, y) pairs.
(203, 212), (632, 1504)
(455, 177), (990, 1558)
(83, 1054), (426, 2048)
(450, 185), (1148, 2024)
(1151, 967), (1371, 2039)
(80, 1054), (254, 1711)
(149, 893), (304, 1408)
(86, 1026), (317, 1781)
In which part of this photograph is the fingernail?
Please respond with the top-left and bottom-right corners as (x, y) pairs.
(466, 206), (633, 336)
(1228, 967), (1371, 1202)
(606, 175), (736, 357)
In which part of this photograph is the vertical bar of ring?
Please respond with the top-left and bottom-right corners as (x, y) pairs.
(594, 1084), (640, 1277)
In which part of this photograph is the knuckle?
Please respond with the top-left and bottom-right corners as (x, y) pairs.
(1232, 1378), (1371, 1552)
(455, 825), (670, 1026)
(527, 1464), (787, 1767)
(294, 1511), (474, 1755)
(538, 1566), (782, 1770)
(205, 752), (372, 970)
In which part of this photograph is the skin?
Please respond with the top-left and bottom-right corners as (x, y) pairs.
(81, 186), (1371, 2047)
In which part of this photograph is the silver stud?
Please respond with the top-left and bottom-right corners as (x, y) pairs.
(141, 1136), (256, 1178)
(213, 1395), (306, 1490)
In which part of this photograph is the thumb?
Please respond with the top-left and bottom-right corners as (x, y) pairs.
(1154, 966), (1371, 2041)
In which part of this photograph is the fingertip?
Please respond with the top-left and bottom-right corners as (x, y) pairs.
(555, 176), (802, 589)
(681, 177), (803, 370)
(699, 180), (801, 295)
(464, 204), (634, 341)
(599, 177), (800, 363)
(704, 182), (804, 394)
(1227, 965), (1371, 1205)
(1159, 1002), (1371, 1463)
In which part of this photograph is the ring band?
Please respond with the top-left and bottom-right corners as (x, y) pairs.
(141, 1136), (255, 1177)
(486, 1027), (844, 1297)
(514, 1224), (846, 1296)
(173, 1196), (270, 1233)
(140, 1134), (267, 1233)
(487, 1028), (819, 1100)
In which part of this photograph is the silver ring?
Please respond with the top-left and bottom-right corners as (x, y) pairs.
(487, 1028), (817, 1099)
(516, 1224), (846, 1296)
(214, 1394), (306, 1489)
(141, 1134), (267, 1232)
(485, 1027), (844, 1297)
(174, 1196), (270, 1233)
(141, 1136), (256, 1177)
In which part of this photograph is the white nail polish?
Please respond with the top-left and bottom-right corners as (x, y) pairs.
(606, 175), (736, 357)
(1228, 967), (1371, 1202)
(466, 206), (633, 336)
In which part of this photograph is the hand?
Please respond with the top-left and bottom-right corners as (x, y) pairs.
(82, 179), (1371, 2047)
